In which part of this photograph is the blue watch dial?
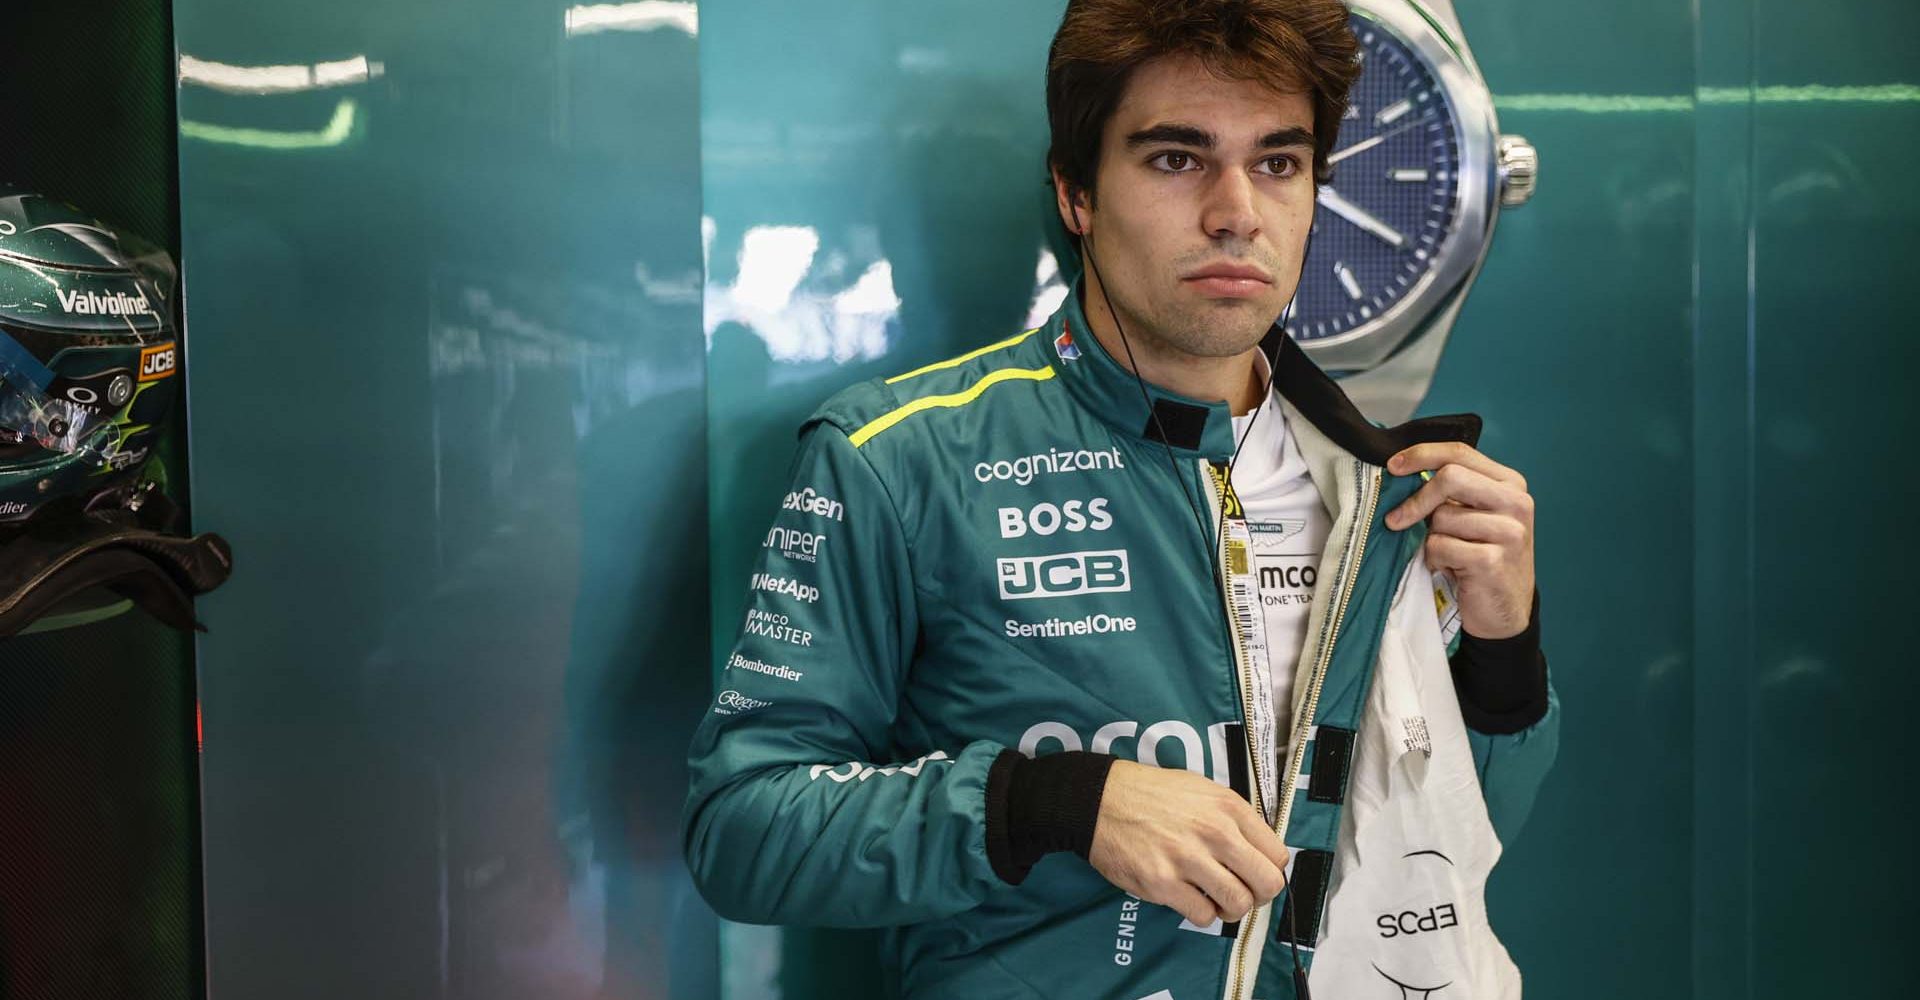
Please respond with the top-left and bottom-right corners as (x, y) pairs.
(1287, 15), (1461, 345)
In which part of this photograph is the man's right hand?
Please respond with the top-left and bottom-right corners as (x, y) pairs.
(1087, 759), (1289, 926)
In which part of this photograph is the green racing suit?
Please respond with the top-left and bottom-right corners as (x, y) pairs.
(683, 279), (1559, 1000)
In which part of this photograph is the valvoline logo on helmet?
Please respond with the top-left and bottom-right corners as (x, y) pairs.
(55, 288), (152, 317)
(1054, 327), (1081, 362)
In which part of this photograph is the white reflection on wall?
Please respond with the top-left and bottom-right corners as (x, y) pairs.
(179, 54), (381, 94)
(705, 224), (899, 364)
(564, 1), (698, 37)
(731, 226), (818, 316)
(1026, 248), (1070, 330)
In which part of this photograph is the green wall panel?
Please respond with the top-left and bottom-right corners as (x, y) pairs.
(1746, 0), (1920, 993)
(174, 1), (715, 997)
(1693, 0), (1758, 994)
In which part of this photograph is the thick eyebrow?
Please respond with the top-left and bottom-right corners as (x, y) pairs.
(1125, 123), (1215, 150)
(1123, 122), (1316, 151)
(1257, 126), (1316, 150)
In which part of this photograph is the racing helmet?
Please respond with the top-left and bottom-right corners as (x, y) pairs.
(0, 185), (181, 523)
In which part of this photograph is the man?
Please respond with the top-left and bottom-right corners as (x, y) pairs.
(683, 1), (1559, 997)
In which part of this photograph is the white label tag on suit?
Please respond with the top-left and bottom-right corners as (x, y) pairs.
(1223, 519), (1279, 821)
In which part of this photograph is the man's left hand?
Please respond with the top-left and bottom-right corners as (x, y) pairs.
(1382, 443), (1535, 640)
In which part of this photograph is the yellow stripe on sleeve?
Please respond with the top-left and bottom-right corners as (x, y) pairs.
(851, 366), (1055, 448)
(883, 328), (1041, 385)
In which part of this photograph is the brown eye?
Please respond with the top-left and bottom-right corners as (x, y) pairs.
(1154, 152), (1196, 172)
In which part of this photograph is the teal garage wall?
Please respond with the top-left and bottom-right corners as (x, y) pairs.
(174, 0), (716, 997)
(1698, 1), (1919, 995)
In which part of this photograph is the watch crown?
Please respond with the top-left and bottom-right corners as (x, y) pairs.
(1497, 134), (1538, 207)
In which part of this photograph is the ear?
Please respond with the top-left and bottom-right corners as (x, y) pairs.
(1050, 164), (1091, 236)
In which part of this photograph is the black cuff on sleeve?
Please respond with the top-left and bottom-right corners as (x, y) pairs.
(984, 749), (1116, 886)
(1450, 587), (1550, 735)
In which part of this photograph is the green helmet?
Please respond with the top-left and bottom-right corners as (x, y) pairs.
(0, 185), (180, 523)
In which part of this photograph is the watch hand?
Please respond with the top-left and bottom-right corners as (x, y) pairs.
(1327, 119), (1421, 165)
(1319, 187), (1408, 249)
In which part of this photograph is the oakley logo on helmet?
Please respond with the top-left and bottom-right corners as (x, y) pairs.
(996, 549), (1129, 601)
(50, 369), (135, 411)
(55, 288), (151, 317)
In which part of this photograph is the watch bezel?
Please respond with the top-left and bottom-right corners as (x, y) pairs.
(1295, 0), (1498, 373)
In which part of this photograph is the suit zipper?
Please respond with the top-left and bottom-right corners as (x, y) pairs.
(1218, 458), (1383, 1000)
(1202, 462), (1268, 819)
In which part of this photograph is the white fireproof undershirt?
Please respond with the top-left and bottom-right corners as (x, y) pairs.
(1228, 380), (1333, 770)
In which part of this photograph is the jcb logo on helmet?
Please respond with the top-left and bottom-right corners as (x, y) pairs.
(139, 343), (177, 381)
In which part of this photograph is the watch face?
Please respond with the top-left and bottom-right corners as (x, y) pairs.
(1287, 14), (1462, 346)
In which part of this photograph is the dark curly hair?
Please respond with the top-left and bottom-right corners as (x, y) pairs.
(1046, 0), (1363, 200)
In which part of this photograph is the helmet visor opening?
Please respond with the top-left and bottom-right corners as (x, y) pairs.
(0, 326), (126, 464)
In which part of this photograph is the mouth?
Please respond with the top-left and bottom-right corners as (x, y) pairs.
(1180, 263), (1273, 300)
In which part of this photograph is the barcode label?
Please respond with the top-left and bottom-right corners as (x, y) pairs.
(1222, 518), (1278, 819)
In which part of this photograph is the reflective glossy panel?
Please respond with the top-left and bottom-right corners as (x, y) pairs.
(1746, 1), (1919, 994)
(177, 1), (715, 996)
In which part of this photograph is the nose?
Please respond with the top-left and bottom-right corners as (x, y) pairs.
(1199, 169), (1261, 241)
